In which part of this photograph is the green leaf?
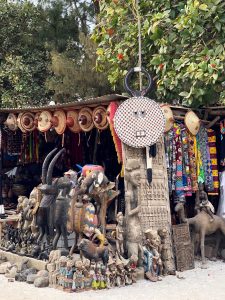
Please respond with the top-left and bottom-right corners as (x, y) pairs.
(96, 48), (104, 55)
(199, 4), (208, 11)
(215, 22), (222, 32)
(179, 91), (189, 97)
(150, 56), (161, 66)
(215, 44), (224, 55)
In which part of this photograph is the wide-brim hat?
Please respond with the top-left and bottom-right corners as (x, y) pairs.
(52, 110), (66, 135)
(33, 112), (41, 128)
(20, 112), (35, 132)
(78, 107), (94, 132)
(160, 104), (174, 132)
(38, 110), (52, 132)
(184, 110), (200, 135)
(92, 106), (108, 130)
(114, 97), (165, 148)
(66, 110), (81, 133)
(17, 113), (26, 133)
(4, 113), (18, 131)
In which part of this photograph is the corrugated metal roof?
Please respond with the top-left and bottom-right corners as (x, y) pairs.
(0, 94), (128, 113)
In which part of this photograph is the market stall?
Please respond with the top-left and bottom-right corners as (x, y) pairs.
(0, 90), (225, 291)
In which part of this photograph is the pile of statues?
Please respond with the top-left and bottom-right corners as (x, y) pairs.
(0, 148), (172, 292)
(47, 250), (138, 292)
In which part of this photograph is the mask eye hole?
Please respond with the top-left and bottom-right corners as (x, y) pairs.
(140, 110), (146, 117)
(133, 111), (138, 118)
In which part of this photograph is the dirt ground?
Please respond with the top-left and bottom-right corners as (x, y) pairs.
(0, 260), (225, 300)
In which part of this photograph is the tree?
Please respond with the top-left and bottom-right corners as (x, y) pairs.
(46, 34), (113, 101)
(41, 0), (112, 101)
(0, 0), (50, 108)
(92, 0), (225, 107)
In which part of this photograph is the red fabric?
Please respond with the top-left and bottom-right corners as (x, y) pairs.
(108, 102), (123, 164)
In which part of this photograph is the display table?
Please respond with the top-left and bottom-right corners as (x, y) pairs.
(0, 214), (20, 243)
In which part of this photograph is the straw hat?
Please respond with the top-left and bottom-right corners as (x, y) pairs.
(38, 110), (52, 132)
(52, 110), (66, 135)
(92, 106), (108, 130)
(78, 107), (94, 132)
(160, 104), (174, 132)
(33, 112), (40, 128)
(17, 113), (27, 133)
(4, 113), (18, 131)
(66, 110), (81, 133)
(184, 110), (200, 135)
(20, 112), (35, 132)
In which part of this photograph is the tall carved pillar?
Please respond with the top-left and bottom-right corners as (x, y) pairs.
(123, 138), (175, 271)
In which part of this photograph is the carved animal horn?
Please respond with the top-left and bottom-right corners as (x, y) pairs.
(41, 148), (58, 184)
(46, 148), (66, 185)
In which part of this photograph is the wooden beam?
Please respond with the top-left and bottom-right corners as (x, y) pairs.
(206, 116), (220, 129)
(209, 110), (225, 116)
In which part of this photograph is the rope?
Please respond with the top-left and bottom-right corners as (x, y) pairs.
(136, 0), (142, 91)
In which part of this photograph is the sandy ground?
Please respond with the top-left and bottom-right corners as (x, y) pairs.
(1, 260), (225, 300)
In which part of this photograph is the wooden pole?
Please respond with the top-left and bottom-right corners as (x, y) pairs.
(206, 116), (220, 129)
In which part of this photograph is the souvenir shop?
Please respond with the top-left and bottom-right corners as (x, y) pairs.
(0, 95), (125, 218)
(0, 95), (225, 291)
(161, 105), (224, 219)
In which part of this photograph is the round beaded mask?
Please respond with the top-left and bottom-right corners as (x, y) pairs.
(114, 96), (165, 148)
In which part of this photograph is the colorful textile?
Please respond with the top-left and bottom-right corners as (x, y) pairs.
(6, 130), (22, 156)
(164, 128), (176, 194)
(197, 126), (214, 192)
(207, 129), (219, 195)
(174, 123), (185, 201)
(217, 171), (225, 218)
(108, 102), (123, 164)
(196, 133), (205, 183)
(187, 132), (198, 191)
(180, 124), (192, 196)
(219, 120), (225, 166)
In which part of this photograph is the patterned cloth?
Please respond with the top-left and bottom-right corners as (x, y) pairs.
(174, 123), (185, 202)
(187, 132), (198, 191)
(196, 133), (205, 183)
(197, 126), (214, 191)
(164, 128), (176, 194)
(6, 130), (22, 155)
(207, 129), (219, 195)
(180, 125), (192, 196)
(219, 120), (225, 166)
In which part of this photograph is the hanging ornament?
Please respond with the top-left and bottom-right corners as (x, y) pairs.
(114, 68), (165, 183)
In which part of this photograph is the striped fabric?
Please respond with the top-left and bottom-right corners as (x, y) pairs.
(187, 132), (198, 191)
(207, 129), (219, 195)
(174, 123), (185, 201)
(198, 126), (214, 191)
(196, 133), (205, 183)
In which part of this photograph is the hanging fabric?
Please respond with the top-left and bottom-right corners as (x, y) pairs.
(196, 133), (204, 183)
(217, 170), (225, 218)
(207, 129), (219, 195)
(187, 132), (198, 192)
(219, 120), (225, 166)
(197, 125), (214, 192)
(6, 130), (22, 156)
(173, 123), (185, 202)
(180, 124), (192, 196)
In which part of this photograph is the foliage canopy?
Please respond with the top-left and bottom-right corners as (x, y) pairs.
(92, 0), (225, 106)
